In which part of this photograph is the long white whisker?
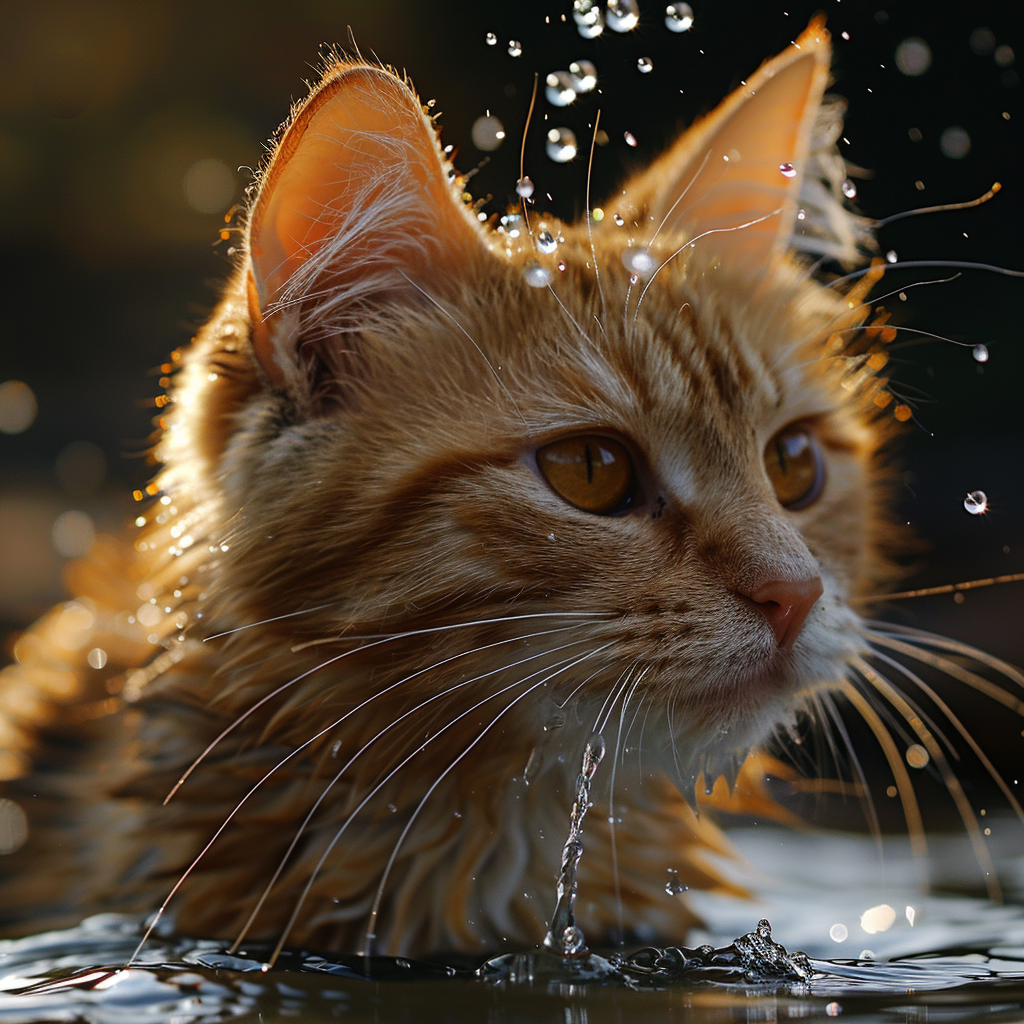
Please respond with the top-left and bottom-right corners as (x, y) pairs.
(268, 642), (614, 962)
(203, 602), (341, 641)
(229, 634), (598, 951)
(166, 611), (610, 803)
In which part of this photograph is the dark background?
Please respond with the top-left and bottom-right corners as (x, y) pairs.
(0, 1), (1021, 822)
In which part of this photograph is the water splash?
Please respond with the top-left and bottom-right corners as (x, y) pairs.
(543, 733), (605, 957)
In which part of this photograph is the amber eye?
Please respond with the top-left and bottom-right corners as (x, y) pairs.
(536, 435), (636, 515)
(764, 425), (824, 509)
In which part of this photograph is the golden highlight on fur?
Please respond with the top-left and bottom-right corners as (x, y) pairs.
(2, 21), (1017, 958)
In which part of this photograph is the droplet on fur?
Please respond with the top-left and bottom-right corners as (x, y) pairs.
(973, 344), (989, 363)
(507, 40), (523, 57)
(607, 0), (639, 32)
(573, 0), (604, 38)
(546, 127), (578, 162)
(779, 162), (797, 177)
(842, 179), (858, 199)
(964, 490), (988, 514)
(622, 246), (657, 277)
(500, 212), (523, 238)
(613, 213), (624, 225)
(637, 56), (654, 73)
(516, 176), (535, 198)
(568, 59), (598, 93)
(546, 71), (578, 107)
(537, 229), (558, 254)
(665, 2), (694, 31)
(524, 261), (553, 287)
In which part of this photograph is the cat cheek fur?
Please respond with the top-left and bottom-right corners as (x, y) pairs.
(1, 19), (907, 955)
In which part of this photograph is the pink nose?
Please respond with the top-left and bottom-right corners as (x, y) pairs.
(741, 577), (824, 649)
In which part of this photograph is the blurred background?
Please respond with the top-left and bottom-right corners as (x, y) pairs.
(0, 1), (1020, 821)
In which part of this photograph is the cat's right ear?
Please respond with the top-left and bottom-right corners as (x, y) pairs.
(244, 62), (487, 390)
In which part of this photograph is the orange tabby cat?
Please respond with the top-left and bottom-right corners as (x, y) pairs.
(1, 21), (921, 956)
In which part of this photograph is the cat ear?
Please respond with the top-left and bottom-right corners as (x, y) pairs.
(609, 18), (833, 276)
(245, 62), (486, 388)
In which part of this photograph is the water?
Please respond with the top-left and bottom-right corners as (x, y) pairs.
(606, 0), (639, 34)
(568, 59), (597, 93)
(965, 490), (989, 515)
(545, 71), (577, 107)
(664, 3), (695, 33)
(546, 127), (578, 163)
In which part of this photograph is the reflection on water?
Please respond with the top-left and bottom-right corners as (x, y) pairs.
(1, 828), (1022, 1023)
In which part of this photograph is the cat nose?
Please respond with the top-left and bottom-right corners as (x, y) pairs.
(741, 577), (824, 649)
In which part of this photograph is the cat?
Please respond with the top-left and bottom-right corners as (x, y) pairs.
(1, 18), (1018, 959)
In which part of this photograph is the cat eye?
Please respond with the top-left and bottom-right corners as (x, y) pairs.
(764, 425), (824, 510)
(536, 436), (636, 515)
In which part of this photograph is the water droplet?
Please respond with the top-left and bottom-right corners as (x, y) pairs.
(485, 31), (497, 46)
(500, 212), (523, 238)
(905, 744), (929, 769)
(841, 179), (858, 199)
(939, 125), (971, 160)
(826, 1002), (842, 1017)
(537, 229), (558, 254)
(973, 343), (989, 363)
(665, 2), (694, 32)
(829, 923), (848, 942)
(624, 130), (638, 147)
(586, 733), (606, 762)
(515, 176), (535, 199)
(471, 114), (505, 152)
(546, 127), (578, 162)
(779, 162), (797, 178)
(561, 925), (586, 955)
(613, 213), (624, 226)
(796, 208), (806, 221)
(524, 261), (553, 287)
(664, 868), (687, 895)
(546, 70), (578, 107)
(607, 0), (639, 32)
(622, 246), (657, 277)
(568, 59), (597, 93)
(895, 37), (932, 77)
(572, 0), (604, 38)
(886, 249), (898, 263)
(637, 56), (654, 73)
(964, 490), (988, 515)
(507, 40), (522, 57)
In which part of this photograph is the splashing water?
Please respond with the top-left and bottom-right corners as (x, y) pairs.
(543, 733), (605, 957)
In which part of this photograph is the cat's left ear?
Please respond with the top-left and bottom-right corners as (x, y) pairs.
(244, 61), (487, 389)
(609, 18), (833, 276)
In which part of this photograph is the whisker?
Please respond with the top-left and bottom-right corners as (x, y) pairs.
(166, 611), (610, 803)
(867, 647), (1024, 821)
(270, 641), (614, 962)
(851, 657), (1002, 900)
(129, 623), (597, 965)
(852, 572), (1024, 606)
(518, 73), (539, 239)
(828, 259), (1024, 291)
(203, 602), (340, 641)
(584, 108), (607, 326)
(839, 677), (928, 857)
(229, 635), (598, 952)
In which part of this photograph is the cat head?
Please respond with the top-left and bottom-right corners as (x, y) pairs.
(156, 19), (897, 786)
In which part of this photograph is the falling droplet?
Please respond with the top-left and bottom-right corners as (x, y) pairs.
(515, 176), (534, 199)
(622, 246), (657, 277)
(637, 56), (654, 73)
(485, 31), (497, 46)
(471, 114), (505, 152)
(842, 179), (858, 199)
(624, 130), (638, 147)
(524, 261), (553, 287)
(607, 0), (639, 32)
(572, 0), (604, 39)
(537, 229), (558, 254)
(546, 71), (578, 107)
(508, 40), (522, 57)
(964, 490), (988, 515)
(779, 162), (797, 178)
(973, 344), (990, 363)
(568, 59), (598, 93)
(886, 249), (898, 263)
(664, 2), (694, 32)
(546, 127), (578, 162)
